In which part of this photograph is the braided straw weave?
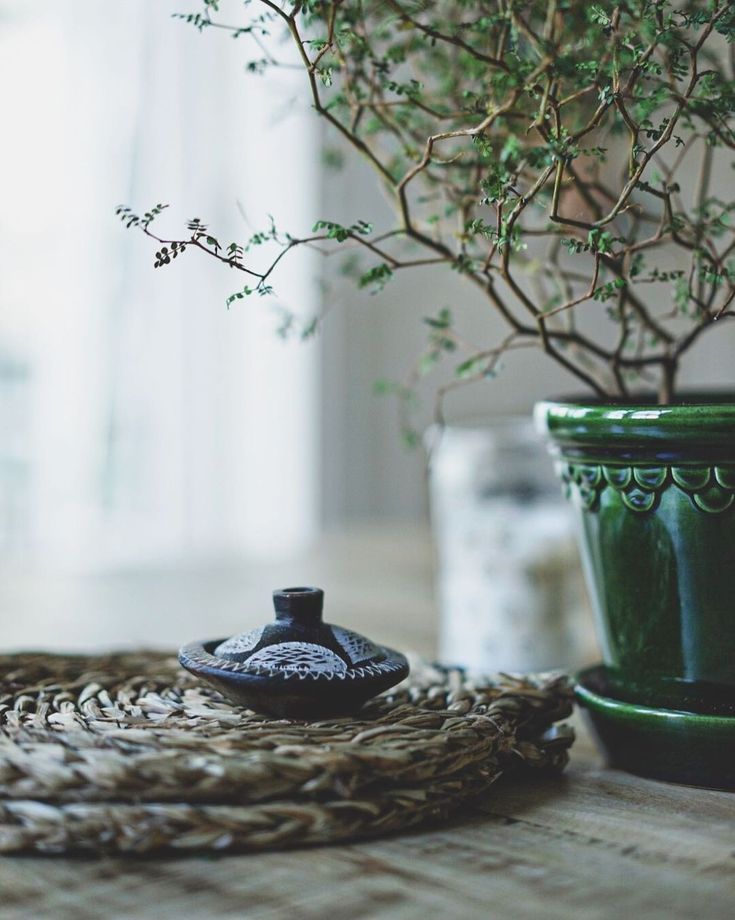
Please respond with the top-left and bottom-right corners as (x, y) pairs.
(0, 652), (573, 855)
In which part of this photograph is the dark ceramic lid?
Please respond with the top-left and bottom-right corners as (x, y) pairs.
(178, 587), (409, 718)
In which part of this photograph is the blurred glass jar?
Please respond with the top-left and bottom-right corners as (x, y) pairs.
(428, 417), (596, 673)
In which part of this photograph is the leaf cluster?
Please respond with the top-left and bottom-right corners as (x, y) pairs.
(122, 0), (735, 410)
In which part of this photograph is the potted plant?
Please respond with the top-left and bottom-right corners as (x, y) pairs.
(119, 0), (735, 786)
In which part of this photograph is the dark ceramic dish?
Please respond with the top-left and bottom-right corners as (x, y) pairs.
(179, 587), (409, 719)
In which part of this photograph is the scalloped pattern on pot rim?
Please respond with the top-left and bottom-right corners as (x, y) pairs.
(556, 462), (735, 514)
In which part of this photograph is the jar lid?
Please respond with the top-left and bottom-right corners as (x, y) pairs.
(179, 587), (409, 718)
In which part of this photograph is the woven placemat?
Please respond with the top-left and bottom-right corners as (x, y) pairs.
(0, 652), (573, 855)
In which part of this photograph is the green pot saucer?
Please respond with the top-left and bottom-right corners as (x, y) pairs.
(576, 665), (735, 789)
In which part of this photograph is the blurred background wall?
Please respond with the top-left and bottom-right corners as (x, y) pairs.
(2, 0), (735, 576)
(0, 0), (319, 570)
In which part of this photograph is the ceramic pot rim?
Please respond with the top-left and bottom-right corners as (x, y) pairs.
(576, 665), (735, 730)
(535, 390), (735, 454)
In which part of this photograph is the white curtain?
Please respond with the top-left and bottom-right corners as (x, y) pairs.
(0, 0), (319, 569)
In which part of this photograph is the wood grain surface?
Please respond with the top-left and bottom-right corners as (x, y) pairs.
(1, 724), (733, 920)
(1, 526), (734, 918)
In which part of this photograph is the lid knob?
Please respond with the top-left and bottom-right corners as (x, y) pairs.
(273, 586), (324, 626)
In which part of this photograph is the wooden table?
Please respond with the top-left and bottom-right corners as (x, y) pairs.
(1, 526), (734, 919)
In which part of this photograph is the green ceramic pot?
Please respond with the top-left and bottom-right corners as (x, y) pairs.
(535, 394), (735, 787)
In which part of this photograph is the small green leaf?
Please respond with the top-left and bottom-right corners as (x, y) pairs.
(455, 356), (487, 379)
(358, 263), (393, 292)
(423, 308), (452, 330)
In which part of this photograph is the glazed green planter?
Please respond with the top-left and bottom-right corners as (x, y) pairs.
(535, 395), (735, 788)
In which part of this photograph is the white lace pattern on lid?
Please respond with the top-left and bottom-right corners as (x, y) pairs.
(214, 626), (264, 658)
(331, 626), (381, 665)
(245, 642), (348, 676)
